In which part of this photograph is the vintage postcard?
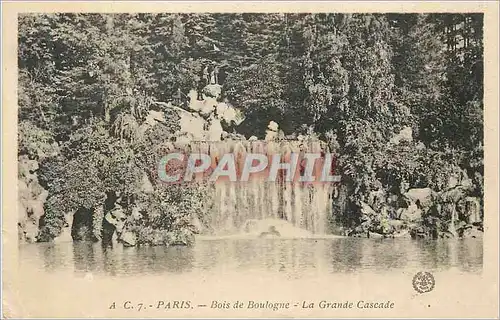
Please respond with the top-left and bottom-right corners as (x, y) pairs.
(2, 1), (499, 318)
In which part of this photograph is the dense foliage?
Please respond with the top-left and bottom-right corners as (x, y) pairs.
(18, 13), (483, 243)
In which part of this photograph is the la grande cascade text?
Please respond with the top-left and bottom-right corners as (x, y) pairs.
(211, 300), (395, 310)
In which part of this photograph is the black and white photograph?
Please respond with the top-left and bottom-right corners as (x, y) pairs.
(2, 2), (499, 318)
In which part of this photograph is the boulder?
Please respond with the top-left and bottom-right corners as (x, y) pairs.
(360, 201), (376, 216)
(265, 130), (278, 141)
(240, 218), (312, 238)
(264, 122), (279, 141)
(19, 219), (38, 243)
(415, 141), (426, 150)
(368, 232), (384, 239)
(151, 231), (166, 246)
(175, 132), (196, 146)
(404, 188), (434, 208)
(206, 118), (223, 141)
(144, 110), (166, 126)
(18, 156), (49, 243)
(259, 226), (281, 238)
(120, 231), (137, 247)
(393, 229), (411, 238)
(349, 225), (369, 238)
(446, 169), (473, 191)
(178, 111), (205, 139)
(389, 126), (413, 145)
(409, 226), (427, 239)
(105, 206), (127, 233)
(387, 219), (404, 230)
(188, 89), (199, 104)
(216, 102), (243, 125)
(54, 214), (73, 243)
(447, 172), (460, 189)
(268, 121), (279, 132)
(131, 207), (143, 221)
(461, 227), (483, 239)
(189, 96), (217, 116)
(400, 203), (422, 222)
(202, 84), (222, 99)
(222, 132), (246, 141)
(167, 229), (195, 246)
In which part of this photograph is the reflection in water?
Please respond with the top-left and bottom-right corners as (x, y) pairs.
(73, 242), (97, 273)
(19, 238), (482, 277)
(40, 242), (73, 272)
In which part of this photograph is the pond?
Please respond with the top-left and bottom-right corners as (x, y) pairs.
(19, 237), (483, 277)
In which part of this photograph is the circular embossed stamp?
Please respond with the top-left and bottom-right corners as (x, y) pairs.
(412, 271), (435, 294)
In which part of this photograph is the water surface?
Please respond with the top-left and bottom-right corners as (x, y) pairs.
(19, 238), (483, 277)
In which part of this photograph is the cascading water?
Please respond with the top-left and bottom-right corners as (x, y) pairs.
(174, 139), (336, 236)
(160, 88), (337, 237)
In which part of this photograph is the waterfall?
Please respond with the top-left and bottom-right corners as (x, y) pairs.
(465, 197), (481, 224)
(448, 203), (458, 237)
(169, 139), (336, 236)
